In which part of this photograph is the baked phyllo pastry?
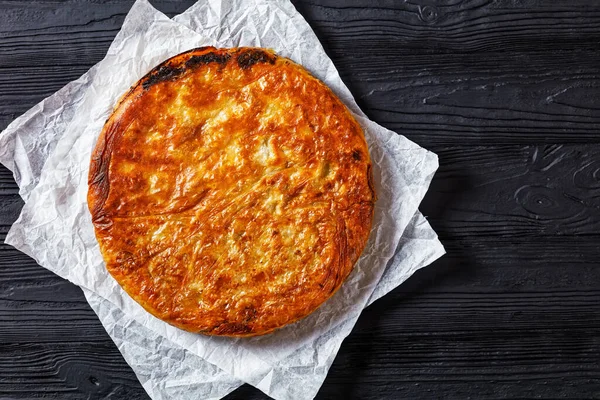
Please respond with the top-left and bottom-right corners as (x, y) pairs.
(88, 47), (375, 336)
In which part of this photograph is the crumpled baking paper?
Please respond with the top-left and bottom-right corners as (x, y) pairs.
(0, 0), (444, 399)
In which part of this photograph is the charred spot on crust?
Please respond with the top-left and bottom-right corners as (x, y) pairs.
(366, 164), (376, 201)
(215, 322), (252, 335)
(91, 213), (112, 229)
(186, 52), (231, 69)
(142, 64), (184, 90)
(352, 150), (362, 161)
(237, 49), (276, 69)
(243, 306), (257, 323)
(181, 46), (217, 55)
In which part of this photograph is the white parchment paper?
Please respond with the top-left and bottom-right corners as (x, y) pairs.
(0, 1), (444, 399)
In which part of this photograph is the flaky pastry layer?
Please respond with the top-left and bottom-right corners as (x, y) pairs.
(88, 47), (375, 336)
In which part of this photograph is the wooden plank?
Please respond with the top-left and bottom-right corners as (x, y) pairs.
(1, 261), (597, 400)
(294, 0), (600, 52)
(3, 60), (600, 145)
(0, 166), (17, 190)
(0, 196), (23, 226)
(423, 144), (600, 237)
(1, 263), (598, 345)
(291, 1), (600, 146)
(0, 165), (23, 224)
(0, 343), (148, 400)
(12, 143), (600, 238)
(0, 2), (598, 144)
(0, 0), (196, 67)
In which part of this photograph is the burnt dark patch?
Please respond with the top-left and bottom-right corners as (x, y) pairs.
(186, 52), (231, 69)
(366, 164), (376, 200)
(237, 49), (276, 69)
(352, 150), (362, 161)
(243, 306), (257, 323)
(215, 322), (252, 335)
(142, 64), (184, 90)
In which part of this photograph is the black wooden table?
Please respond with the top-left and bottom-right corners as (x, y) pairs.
(1, 1), (600, 399)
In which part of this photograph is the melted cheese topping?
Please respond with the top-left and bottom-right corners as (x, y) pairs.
(88, 47), (375, 336)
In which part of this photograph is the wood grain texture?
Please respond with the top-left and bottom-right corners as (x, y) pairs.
(1, 0), (600, 399)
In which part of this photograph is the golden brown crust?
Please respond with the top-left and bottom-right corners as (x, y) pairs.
(88, 47), (375, 336)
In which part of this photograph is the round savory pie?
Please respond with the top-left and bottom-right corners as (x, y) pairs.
(88, 47), (375, 336)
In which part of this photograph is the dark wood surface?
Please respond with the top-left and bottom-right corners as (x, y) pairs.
(1, 0), (600, 399)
